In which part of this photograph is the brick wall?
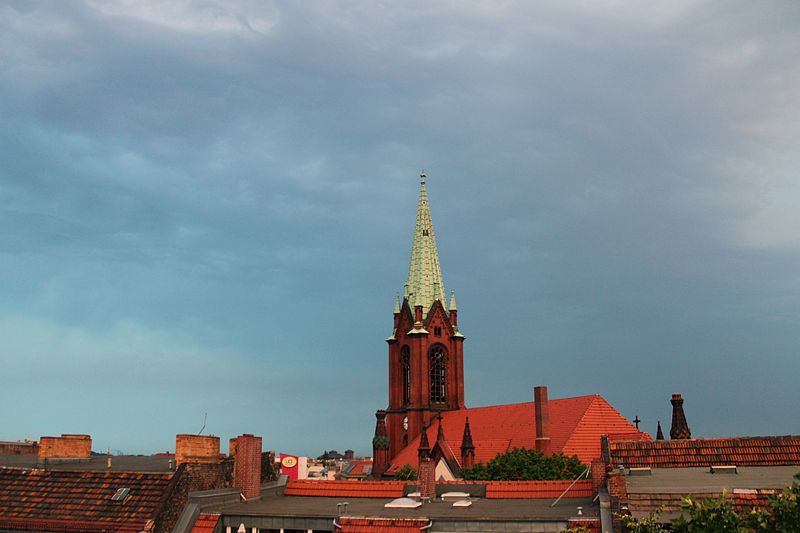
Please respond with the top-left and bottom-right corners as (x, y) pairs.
(0, 441), (38, 456)
(590, 459), (606, 495)
(418, 458), (435, 499)
(175, 435), (220, 465)
(233, 434), (262, 499)
(38, 435), (91, 459)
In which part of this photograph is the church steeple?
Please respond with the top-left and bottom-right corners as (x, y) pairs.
(381, 171), (466, 464)
(404, 172), (446, 311)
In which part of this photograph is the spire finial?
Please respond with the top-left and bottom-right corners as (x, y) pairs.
(420, 170), (426, 185)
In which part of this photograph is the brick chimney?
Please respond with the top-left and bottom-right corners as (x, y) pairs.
(38, 434), (92, 461)
(534, 386), (551, 455)
(233, 434), (262, 500)
(669, 393), (691, 440)
(460, 417), (475, 470)
(417, 426), (435, 500)
(372, 410), (390, 479)
(590, 458), (606, 495)
(175, 434), (221, 465)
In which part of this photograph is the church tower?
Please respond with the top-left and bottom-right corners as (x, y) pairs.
(374, 173), (465, 471)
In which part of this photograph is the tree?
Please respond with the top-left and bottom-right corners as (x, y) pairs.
(619, 511), (669, 533)
(460, 448), (587, 481)
(747, 473), (800, 533)
(671, 493), (748, 533)
(394, 464), (417, 480)
(620, 476), (800, 533)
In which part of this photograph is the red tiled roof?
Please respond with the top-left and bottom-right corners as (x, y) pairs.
(337, 517), (430, 532)
(191, 513), (220, 533)
(388, 395), (646, 474)
(340, 460), (373, 478)
(285, 480), (406, 498)
(628, 489), (782, 515)
(484, 479), (594, 499)
(609, 436), (800, 468)
(0, 467), (173, 532)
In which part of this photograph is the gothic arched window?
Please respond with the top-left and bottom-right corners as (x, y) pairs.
(401, 346), (411, 405)
(429, 345), (447, 404)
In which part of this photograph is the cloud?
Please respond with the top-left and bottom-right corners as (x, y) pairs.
(0, 0), (799, 452)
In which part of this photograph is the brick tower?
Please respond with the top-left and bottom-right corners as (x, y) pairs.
(373, 173), (465, 473)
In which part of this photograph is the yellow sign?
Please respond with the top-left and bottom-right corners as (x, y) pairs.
(281, 456), (298, 468)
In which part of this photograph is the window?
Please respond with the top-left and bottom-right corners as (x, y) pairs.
(402, 346), (411, 405)
(434, 326), (442, 337)
(429, 345), (446, 404)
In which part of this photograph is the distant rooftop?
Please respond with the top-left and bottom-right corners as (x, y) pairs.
(0, 453), (174, 473)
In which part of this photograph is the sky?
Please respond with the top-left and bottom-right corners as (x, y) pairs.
(1, 0), (799, 457)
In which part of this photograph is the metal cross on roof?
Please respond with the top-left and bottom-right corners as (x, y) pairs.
(633, 416), (641, 429)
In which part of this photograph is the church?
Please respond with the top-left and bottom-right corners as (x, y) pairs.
(372, 173), (647, 479)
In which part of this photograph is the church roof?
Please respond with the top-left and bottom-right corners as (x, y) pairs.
(386, 395), (649, 475)
(404, 173), (446, 312)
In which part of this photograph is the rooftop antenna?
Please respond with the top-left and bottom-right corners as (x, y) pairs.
(198, 412), (207, 435)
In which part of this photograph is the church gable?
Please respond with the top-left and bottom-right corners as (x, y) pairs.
(423, 299), (453, 336)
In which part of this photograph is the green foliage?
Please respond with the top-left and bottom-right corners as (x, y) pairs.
(622, 477), (800, 533)
(393, 464), (417, 480)
(747, 473), (800, 533)
(460, 447), (587, 481)
(558, 527), (589, 533)
(671, 493), (748, 533)
(619, 511), (669, 533)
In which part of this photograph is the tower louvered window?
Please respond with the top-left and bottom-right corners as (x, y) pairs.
(429, 345), (446, 404)
(402, 346), (411, 405)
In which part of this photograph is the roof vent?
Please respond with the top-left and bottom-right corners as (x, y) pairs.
(441, 491), (470, 502)
(111, 488), (130, 502)
(628, 467), (652, 476)
(384, 497), (422, 509)
(452, 499), (472, 508)
(710, 465), (737, 474)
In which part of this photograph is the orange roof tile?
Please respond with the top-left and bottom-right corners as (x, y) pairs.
(484, 479), (594, 499)
(388, 395), (646, 474)
(609, 435), (800, 468)
(191, 513), (220, 533)
(337, 517), (430, 532)
(285, 480), (405, 498)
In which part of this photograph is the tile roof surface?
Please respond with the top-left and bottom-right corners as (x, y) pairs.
(388, 395), (645, 473)
(0, 467), (173, 532)
(609, 436), (800, 468)
(191, 513), (220, 533)
(337, 517), (430, 532)
(285, 480), (406, 498)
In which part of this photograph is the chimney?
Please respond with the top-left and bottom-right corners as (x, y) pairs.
(233, 434), (262, 500)
(669, 393), (691, 440)
(175, 434), (221, 465)
(460, 417), (475, 470)
(38, 434), (92, 461)
(417, 426), (435, 500)
(590, 459), (606, 495)
(371, 410), (390, 479)
(534, 386), (551, 455)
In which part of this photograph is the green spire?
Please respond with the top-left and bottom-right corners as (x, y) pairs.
(404, 172), (446, 311)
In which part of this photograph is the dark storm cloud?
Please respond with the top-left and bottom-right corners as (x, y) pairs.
(1, 0), (798, 454)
